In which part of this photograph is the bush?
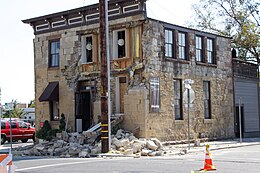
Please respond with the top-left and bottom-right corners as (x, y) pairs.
(36, 120), (53, 141)
(59, 113), (66, 132)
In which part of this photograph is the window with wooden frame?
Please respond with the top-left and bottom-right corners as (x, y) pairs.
(113, 30), (126, 59)
(178, 32), (187, 60)
(196, 36), (204, 62)
(203, 81), (211, 119)
(50, 101), (59, 121)
(150, 77), (160, 112)
(207, 38), (215, 64)
(174, 79), (183, 120)
(49, 40), (60, 67)
(165, 29), (173, 58)
(81, 34), (98, 65)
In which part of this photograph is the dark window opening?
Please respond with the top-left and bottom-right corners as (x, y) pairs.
(117, 31), (126, 58)
(174, 79), (183, 120)
(86, 36), (93, 63)
(203, 81), (211, 119)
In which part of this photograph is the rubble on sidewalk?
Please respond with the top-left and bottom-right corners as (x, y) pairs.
(18, 128), (171, 158)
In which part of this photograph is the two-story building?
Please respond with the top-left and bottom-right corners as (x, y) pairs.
(23, 0), (234, 141)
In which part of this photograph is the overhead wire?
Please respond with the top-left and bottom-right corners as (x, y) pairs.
(147, 0), (190, 26)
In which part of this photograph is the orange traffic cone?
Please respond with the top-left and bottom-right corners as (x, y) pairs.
(200, 144), (216, 171)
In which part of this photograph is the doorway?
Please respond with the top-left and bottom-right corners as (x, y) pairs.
(75, 90), (94, 132)
(235, 106), (244, 138)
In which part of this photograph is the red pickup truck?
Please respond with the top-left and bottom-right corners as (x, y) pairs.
(1, 120), (35, 144)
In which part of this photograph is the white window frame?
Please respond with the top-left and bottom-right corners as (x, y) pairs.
(81, 35), (94, 64)
(165, 29), (173, 57)
(178, 32), (186, 60)
(207, 38), (214, 64)
(196, 36), (203, 62)
(112, 29), (127, 59)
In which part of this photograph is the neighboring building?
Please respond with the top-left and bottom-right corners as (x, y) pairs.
(233, 58), (260, 137)
(16, 103), (27, 109)
(23, 0), (234, 140)
(21, 107), (35, 122)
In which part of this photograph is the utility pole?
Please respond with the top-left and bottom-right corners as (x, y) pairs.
(99, 0), (110, 153)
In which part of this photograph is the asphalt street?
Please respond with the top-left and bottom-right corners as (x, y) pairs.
(12, 144), (260, 173)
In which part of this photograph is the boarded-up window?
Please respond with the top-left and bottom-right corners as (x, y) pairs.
(203, 81), (211, 119)
(150, 77), (160, 112)
(174, 79), (183, 120)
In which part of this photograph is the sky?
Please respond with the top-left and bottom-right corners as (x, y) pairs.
(0, 0), (197, 105)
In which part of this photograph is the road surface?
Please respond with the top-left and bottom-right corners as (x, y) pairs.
(12, 144), (260, 173)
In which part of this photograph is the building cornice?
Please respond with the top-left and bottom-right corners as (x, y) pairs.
(22, 0), (147, 35)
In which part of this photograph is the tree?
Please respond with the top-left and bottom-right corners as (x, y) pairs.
(191, 0), (260, 64)
(2, 99), (24, 118)
(9, 107), (24, 118)
(28, 99), (35, 108)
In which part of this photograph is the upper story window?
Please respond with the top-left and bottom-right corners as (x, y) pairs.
(196, 36), (204, 62)
(178, 32), (187, 60)
(113, 30), (126, 59)
(165, 29), (173, 58)
(82, 35), (93, 64)
(49, 40), (60, 67)
(150, 77), (160, 113)
(207, 38), (215, 64)
(174, 79), (183, 120)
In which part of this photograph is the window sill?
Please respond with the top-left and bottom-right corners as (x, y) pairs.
(48, 67), (60, 70)
(204, 119), (213, 123)
(82, 62), (94, 65)
(174, 120), (184, 124)
(196, 62), (217, 67)
(165, 57), (190, 64)
(112, 57), (131, 61)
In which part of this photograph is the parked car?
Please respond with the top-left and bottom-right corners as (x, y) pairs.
(1, 120), (35, 144)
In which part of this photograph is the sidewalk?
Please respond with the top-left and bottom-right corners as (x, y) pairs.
(166, 137), (260, 156)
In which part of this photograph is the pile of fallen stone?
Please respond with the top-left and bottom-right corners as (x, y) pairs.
(20, 129), (169, 158)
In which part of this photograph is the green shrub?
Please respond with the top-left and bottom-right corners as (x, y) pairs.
(36, 120), (53, 141)
(59, 113), (66, 132)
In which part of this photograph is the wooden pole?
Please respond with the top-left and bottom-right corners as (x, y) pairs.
(99, 0), (109, 153)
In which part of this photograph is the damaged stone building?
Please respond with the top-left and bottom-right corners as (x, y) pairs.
(23, 0), (234, 141)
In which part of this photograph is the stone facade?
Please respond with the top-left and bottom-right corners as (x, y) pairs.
(24, 0), (235, 141)
(123, 20), (234, 140)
